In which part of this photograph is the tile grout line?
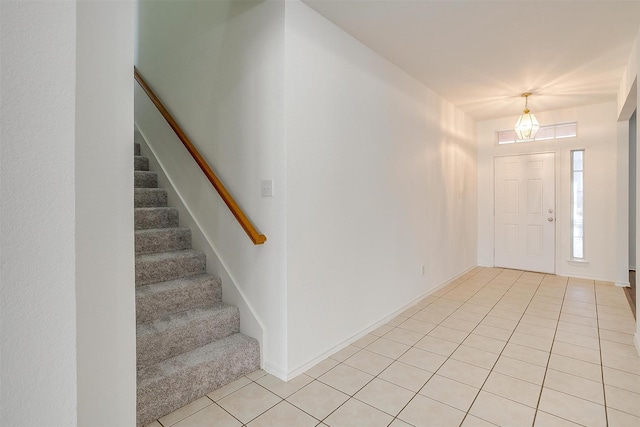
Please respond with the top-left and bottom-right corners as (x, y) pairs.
(594, 283), (609, 427)
(318, 267), (502, 427)
(154, 395), (217, 427)
(530, 273), (570, 427)
(381, 270), (493, 426)
(326, 284), (457, 426)
(458, 270), (553, 427)
(360, 268), (506, 425)
(379, 269), (489, 427)
(155, 271), (639, 427)
(393, 268), (519, 426)
(537, 280), (620, 426)
(379, 268), (551, 425)
(432, 270), (524, 424)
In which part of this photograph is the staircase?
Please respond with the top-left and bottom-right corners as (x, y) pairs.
(134, 142), (260, 426)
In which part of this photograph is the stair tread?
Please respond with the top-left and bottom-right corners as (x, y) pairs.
(135, 273), (218, 297)
(135, 207), (177, 211)
(135, 227), (190, 235)
(136, 333), (259, 426)
(134, 188), (167, 208)
(137, 333), (259, 384)
(132, 141), (260, 427)
(135, 227), (191, 255)
(136, 248), (203, 262)
(135, 249), (206, 286)
(137, 302), (236, 335)
(134, 171), (157, 185)
(134, 188), (165, 193)
(134, 156), (149, 171)
(136, 302), (240, 369)
(135, 207), (179, 229)
(135, 273), (221, 324)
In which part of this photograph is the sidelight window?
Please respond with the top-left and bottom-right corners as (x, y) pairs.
(571, 150), (584, 259)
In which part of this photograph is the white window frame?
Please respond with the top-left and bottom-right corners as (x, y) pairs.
(498, 122), (577, 145)
(571, 149), (585, 260)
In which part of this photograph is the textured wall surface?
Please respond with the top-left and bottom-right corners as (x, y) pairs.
(285, 0), (478, 376)
(135, 0), (287, 375)
(76, 1), (136, 425)
(1, 2), (78, 426)
(1, 1), (136, 425)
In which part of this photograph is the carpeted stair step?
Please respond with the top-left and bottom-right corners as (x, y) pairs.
(135, 207), (179, 230)
(135, 188), (167, 208)
(136, 274), (222, 324)
(134, 171), (158, 188)
(135, 227), (191, 255)
(134, 142), (141, 156)
(131, 140), (261, 427)
(137, 303), (240, 370)
(136, 333), (260, 427)
(136, 249), (205, 286)
(135, 155), (149, 171)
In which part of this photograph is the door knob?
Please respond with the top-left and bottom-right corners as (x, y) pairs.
(548, 217), (554, 222)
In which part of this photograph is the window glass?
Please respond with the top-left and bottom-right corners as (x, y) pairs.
(497, 122), (577, 144)
(571, 150), (584, 259)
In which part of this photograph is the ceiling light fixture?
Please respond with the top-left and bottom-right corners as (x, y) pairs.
(514, 92), (540, 140)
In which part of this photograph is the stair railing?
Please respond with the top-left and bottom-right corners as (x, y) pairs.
(134, 67), (267, 245)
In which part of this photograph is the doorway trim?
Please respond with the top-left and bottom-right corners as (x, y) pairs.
(493, 151), (558, 274)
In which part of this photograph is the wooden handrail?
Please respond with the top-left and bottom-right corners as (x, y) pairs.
(134, 67), (266, 245)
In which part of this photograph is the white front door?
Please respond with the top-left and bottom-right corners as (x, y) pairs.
(494, 153), (556, 273)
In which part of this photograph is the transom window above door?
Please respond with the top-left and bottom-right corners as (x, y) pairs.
(498, 122), (577, 145)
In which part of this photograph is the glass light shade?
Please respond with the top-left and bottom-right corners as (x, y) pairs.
(514, 111), (540, 140)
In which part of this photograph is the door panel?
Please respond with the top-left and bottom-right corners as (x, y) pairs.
(527, 179), (542, 214)
(495, 153), (555, 273)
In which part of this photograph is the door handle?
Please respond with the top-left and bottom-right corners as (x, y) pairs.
(548, 217), (554, 222)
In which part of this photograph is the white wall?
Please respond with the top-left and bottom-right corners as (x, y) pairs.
(76, 2), (136, 426)
(135, 0), (477, 379)
(1, 1), (135, 425)
(619, 25), (640, 353)
(284, 0), (478, 375)
(636, 31), (640, 354)
(618, 34), (638, 120)
(135, 0), (288, 375)
(478, 103), (620, 282)
(1, 3), (78, 425)
(629, 112), (637, 270)
(616, 119), (630, 287)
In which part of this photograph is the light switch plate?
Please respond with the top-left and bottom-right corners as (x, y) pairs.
(261, 179), (273, 197)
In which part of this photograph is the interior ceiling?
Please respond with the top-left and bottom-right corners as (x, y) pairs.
(302, 0), (640, 121)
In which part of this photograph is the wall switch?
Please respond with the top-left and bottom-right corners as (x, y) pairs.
(261, 179), (273, 197)
(421, 265), (425, 276)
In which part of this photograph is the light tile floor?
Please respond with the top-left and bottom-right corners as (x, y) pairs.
(146, 268), (640, 427)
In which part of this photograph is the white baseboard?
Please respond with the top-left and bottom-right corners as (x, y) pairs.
(557, 271), (616, 283)
(635, 333), (640, 357)
(135, 126), (267, 367)
(263, 361), (289, 381)
(283, 264), (478, 381)
(615, 281), (631, 288)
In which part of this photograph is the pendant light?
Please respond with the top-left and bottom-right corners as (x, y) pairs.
(514, 92), (540, 140)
